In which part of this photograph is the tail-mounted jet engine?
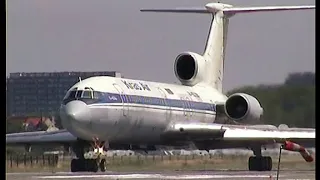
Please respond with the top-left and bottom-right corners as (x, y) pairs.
(224, 93), (263, 124)
(174, 52), (206, 86)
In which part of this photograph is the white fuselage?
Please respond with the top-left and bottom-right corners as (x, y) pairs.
(60, 76), (227, 144)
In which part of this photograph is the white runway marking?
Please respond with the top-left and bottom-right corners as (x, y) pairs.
(36, 174), (279, 179)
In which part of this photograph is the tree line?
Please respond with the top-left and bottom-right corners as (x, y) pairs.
(227, 72), (315, 128)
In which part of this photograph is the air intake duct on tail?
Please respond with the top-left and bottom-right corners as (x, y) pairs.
(174, 52), (206, 86)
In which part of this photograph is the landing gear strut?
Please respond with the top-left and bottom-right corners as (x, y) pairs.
(248, 146), (272, 171)
(70, 138), (108, 172)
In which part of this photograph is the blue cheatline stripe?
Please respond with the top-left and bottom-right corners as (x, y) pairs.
(91, 92), (216, 112)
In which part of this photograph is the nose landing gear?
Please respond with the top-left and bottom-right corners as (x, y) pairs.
(70, 137), (108, 172)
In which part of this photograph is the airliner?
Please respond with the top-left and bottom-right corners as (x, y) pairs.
(6, 2), (315, 173)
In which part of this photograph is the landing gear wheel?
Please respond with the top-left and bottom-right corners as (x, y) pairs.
(91, 159), (99, 172)
(85, 159), (98, 172)
(71, 159), (99, 172)
(248, 156), (272, 171)
(248, 156), (255, 171)
(71, 159), (85, 172)
(71, 159), (78, 172)
(99, 159), (106, 172)
(264, 156), (272, 171)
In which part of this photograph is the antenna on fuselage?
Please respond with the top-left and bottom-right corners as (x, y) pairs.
(78, 77), (82, 82)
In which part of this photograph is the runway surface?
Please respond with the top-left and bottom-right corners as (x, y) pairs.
(6, 170), (315, 180)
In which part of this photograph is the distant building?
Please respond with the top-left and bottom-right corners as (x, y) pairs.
(6, 71), (121, 117)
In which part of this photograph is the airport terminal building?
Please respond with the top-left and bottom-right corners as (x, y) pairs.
(6, 71), (122, 117)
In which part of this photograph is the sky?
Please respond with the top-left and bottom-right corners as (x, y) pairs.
(6, 0), (315, 92)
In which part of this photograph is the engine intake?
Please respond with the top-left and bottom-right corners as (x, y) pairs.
(224, 93), (263, 124)
(174, 52), (206, 86)
(175, 54), (195, 81)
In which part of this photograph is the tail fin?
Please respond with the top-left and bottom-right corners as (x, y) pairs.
(141, 3), (315, 92)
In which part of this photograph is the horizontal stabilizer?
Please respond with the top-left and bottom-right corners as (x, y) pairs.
(221, 5), (315, 15)
(140, 7), (209, 14)
(141, 3), (315, 15)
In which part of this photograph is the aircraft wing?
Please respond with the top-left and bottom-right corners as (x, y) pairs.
(6, 129), (77, 145)
(162, 122), (315, 148)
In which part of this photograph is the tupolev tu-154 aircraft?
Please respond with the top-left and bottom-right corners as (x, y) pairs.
(6, 2), (315, 173)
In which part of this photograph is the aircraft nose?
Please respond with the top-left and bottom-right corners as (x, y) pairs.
(64, 100), (91, 123)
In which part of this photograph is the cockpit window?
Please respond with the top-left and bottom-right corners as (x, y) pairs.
(82, 90), (93, 99)
(62, 89), (104, 105)
(75, 90), (83, 98)
(93, 91), (103, 99)
(68, 91), (77, 99)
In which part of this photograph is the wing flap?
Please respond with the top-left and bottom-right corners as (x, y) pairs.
(162, 122), (315, 145)
(223, 128), (314, 141)
(162, 123), (225, 141)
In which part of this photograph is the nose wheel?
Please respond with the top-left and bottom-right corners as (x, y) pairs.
(70, 137), (108, 172)
(99, 159), (106, 172)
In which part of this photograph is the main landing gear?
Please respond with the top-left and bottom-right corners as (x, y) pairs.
(70, 138), (108, 172)
(248, 147), (272, 171)
(247, 141), (314, 172)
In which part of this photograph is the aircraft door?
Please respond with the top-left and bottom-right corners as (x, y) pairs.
(157, 87), (171, 121)
(209, 100), (216, 122)
(113, 83), (129, 117)
(186, 96), (192, 118)
(180, 97), (187, 117)
(209, 100), (215, 112)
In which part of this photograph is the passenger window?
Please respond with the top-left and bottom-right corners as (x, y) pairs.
(190, 102), (194, 109)
(165, 88), (174, 95)
(127, 95), (131, 103)
(133, 96), (138, 103)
